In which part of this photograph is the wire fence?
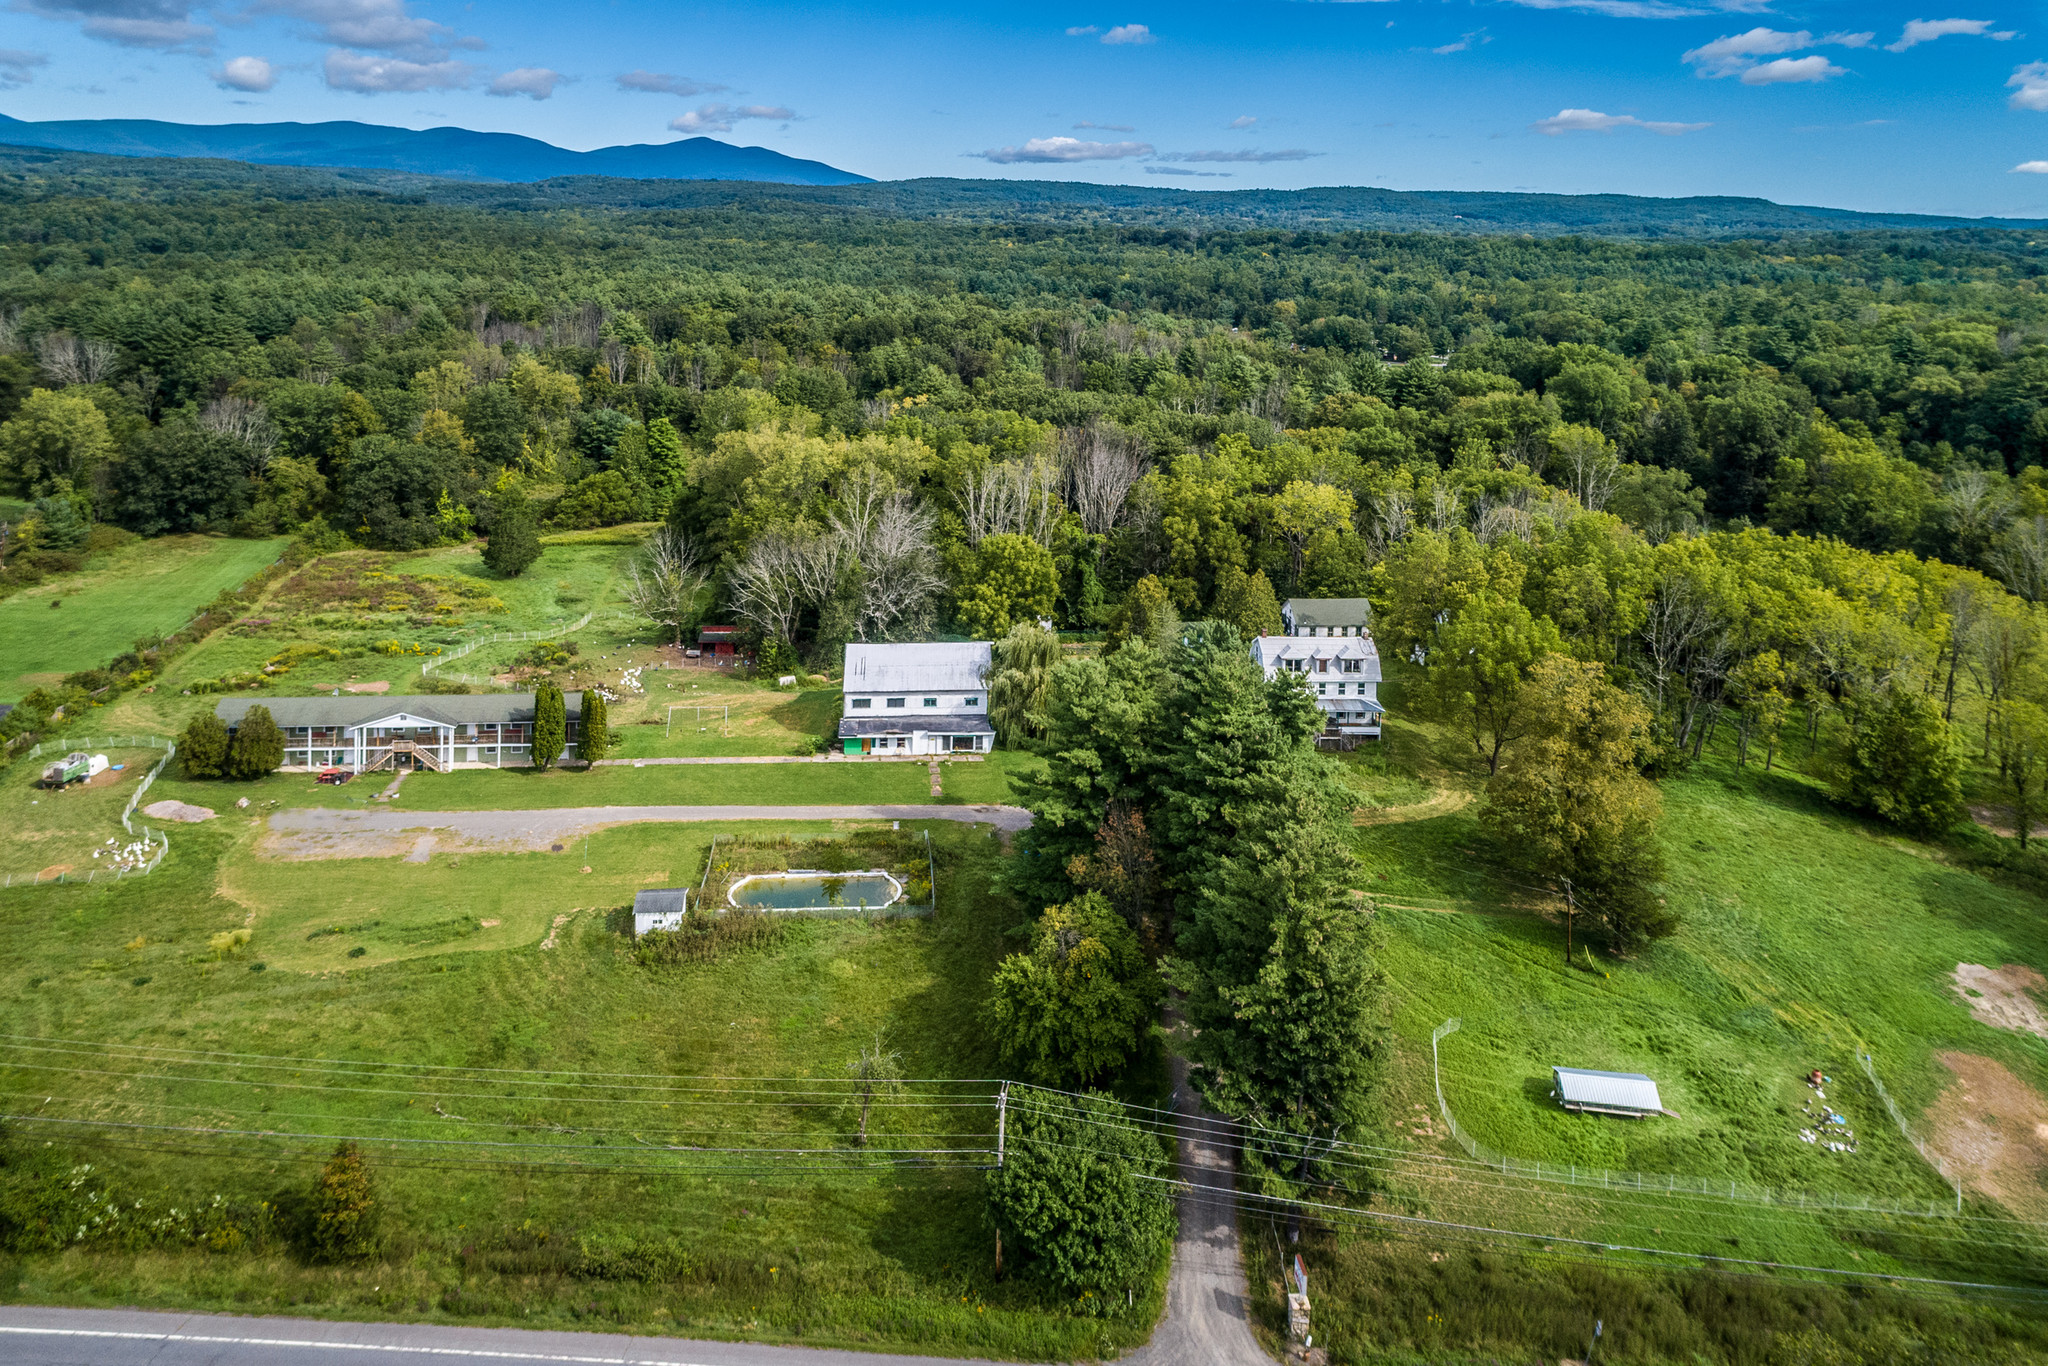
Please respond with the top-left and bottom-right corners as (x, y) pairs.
(1859, 1050), (1964, 1208)
(1431, 1018), (1963, 1220)
(419, 609), (600, 687)
(5, 735), (175, 890)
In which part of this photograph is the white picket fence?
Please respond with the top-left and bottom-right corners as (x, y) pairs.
(1430, 1018), (1962, 1220)
(420, 610), (600, 686)
(5, 735), (175, 890)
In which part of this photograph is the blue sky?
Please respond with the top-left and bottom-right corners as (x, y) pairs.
(1, 0), (2046, 217)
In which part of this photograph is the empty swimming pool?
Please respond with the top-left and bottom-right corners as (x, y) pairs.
(727, 870), (903, 911)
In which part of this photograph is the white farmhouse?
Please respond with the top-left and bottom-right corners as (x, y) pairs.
(839, 642), (995, 755)
(1250, 598), (1383, 743)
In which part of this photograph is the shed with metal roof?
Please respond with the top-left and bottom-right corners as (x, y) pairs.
(1551, 1066), (1669, 1118)
(633, 888), (689, 935)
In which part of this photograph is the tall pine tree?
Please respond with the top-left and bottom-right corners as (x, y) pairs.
(531, 683), (565, 769)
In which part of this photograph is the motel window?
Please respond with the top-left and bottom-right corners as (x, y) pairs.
(923, 697), (938, 707)
(852, 698), (872, 709)
(887, 697), (906, 709)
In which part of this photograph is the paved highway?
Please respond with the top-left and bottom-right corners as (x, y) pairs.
(0, 1308), (1007, 1366)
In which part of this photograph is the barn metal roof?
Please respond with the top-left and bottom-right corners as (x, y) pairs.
(215, 692), (582, 729)
(842, 642), (991, 694)
(1284, 598), (1373, 628)
(1552, 1067), (1664, 1113)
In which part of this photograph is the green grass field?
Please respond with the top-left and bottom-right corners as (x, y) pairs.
(0, 536), (286, 701)
(0, 816), (1165, 1358)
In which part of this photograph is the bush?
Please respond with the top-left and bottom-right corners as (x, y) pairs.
(304, 1141), (378, 1262)
(986, 892), (1159, 1087)
(179, 713), (230, 779)
(632, 911), (784, 966)
(985, 1089), (1173, 1308)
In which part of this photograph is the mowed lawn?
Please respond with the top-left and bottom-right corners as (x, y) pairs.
(0, 536), (287, 701)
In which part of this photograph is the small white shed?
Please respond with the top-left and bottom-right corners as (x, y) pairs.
(633, 888), (689, 935)
(1552, 1066), (1670, 1118)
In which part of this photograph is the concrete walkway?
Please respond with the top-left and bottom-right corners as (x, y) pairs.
(588, 756), (983, 766)
(263, 804), (1030, 859)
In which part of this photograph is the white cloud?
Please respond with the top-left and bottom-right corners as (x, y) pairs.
(14, 1), (214, 52)
(616, 69), (728, 97)
(1065, 24), (1099, 35)
(488, 66), (561, 99)
(1684, 27), (1813, 75)
(1531, 107), (1711, 134)
(1433, 29), (1490, 52)
(975, 136), (1155, 163)
(1101, 23), (1154, 43)
(212, 54), (275, 90)
(1742, 54), (1845, 82)
(1887, 18), (2012, 51)
(323, 48), (471, 92)
(2012, 159), (2048, 171)
(254, 0), (464, 59)
(670, 103), (794, 133)
(1228, 115), (1258, 128)
(1074, 120), (1136, 131)
(1498, 0), (1702, 21)
(0, 48), (47, 86)
(2012, 61), (2048, 109)
(1160, 148), (1321, 162)
(1147, 165), (1230, 176)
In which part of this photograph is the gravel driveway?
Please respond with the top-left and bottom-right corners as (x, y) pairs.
(263, 804), (1030, 859)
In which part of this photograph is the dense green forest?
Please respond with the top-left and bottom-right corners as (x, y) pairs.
(4, 159), (2048, 791)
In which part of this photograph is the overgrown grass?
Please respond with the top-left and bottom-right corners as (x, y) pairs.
(0, 819), (1165, 1358)
(0, 536), (286, 701)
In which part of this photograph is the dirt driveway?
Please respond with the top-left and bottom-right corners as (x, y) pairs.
(262, 803), (1030, 859)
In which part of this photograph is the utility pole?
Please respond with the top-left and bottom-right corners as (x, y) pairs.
(1562, 878), (1576, 967)
(995, 1081), (1009, 1168)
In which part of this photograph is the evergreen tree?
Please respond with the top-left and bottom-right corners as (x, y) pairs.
(1149, 621), (1326, 893)
(531, 683), (565, 769)
(305, 1141), (378, 1262)
(1006, 642), (1164, 908)
(226, 704), (284, 780)
(179, 712), (230, 780)
(580, 689), (610, 762)
(645, 416), (690, 519)
(1166, 756), (1384, 1196)
(482, 490), (542, 578)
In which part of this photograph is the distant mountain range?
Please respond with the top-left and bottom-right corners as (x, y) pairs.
(0, 113), (871, 186)
(0, 119), (2043, 238)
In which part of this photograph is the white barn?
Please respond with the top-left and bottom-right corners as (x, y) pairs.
(839, 642), (995, 755)
(1250, 598), (1384, 742)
